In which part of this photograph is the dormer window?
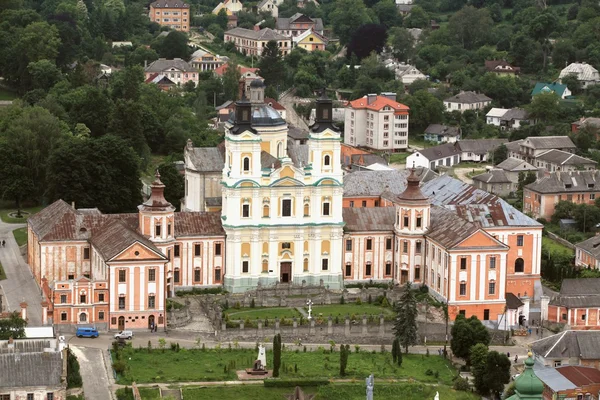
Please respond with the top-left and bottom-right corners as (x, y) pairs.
(565, 184), (572, 188)
(588, 184), (594, 188)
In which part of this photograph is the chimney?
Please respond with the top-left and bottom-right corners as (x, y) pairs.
(71, 201), (75, 209)
(186, 138), (193, 150)
(253, 24), (260, 31)
(382, 92), (397, 101)
(144, 60), (148, 68)
(367, 94), (377, 105)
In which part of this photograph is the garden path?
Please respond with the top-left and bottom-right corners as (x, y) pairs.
(71, 345), (114, 400)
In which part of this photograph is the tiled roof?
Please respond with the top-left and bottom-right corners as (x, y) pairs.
(458, 139), (507, 155)
(424, 124), (460, 137)
(506, 292), (524, 309)
(577, 236), (600, 260)
(174, 212), (224, 236)
(293, 28), (328, 45)
(90, 220), (164, 261)
(426, 207), (480, 249)
(559, 62), (600, 82)
(287, 141), (309, 167)
(287, 126), (309, 140)
(536, 149), (596, 166)
(265, 97), (285, 110)
(186, 146), (225, 172)
(28, 200), (78, 241)
(416, 143), (460, 162)
(343, 168), (437, 197)
(531, 331), (600, 360)
(484, 60), (520, 73)
(549, 278), (600, 308)
(421, 174), (542, 227)
(0, 351), (63, 388)
(276, 14), (324, 31)
(573, 117), (600, 128)
(504, 139), (523, 153)
(342, 207), (395, 232)
(525, 170), (600, 194)
(496, 157), (537, 172)
(557, 365), (600, 387)
(145, 58), (196, 73)
(214, 64), (260, 77)
(348, 95), (410, 112)
(150, 0), (189, 8)
(261, 150), (281, 169)
(472, 169), (511, 184)
(444, 91), (491, 104)
(225, 27), (288, 41)
(521, 136), (576, 150)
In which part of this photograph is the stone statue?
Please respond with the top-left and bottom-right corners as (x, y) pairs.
(306, 299), (313, 320)
(434, 391), (439, 400)
(257, 344), (267, 369)
(366, 374), (374, 400)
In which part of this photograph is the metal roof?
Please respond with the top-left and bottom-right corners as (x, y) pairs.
(343, 168), (437, 197)
(496, 157), (537, 172)
(559, 62), (600, 82)
(343, 207), (395, 232)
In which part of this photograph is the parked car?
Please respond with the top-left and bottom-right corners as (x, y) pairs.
(114, 330), (134, 340)
(76, 327), (99, 338)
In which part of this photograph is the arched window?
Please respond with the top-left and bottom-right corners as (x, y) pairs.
(79, 313), (87, 322)
(515, 258), (524, 273)
(304, 202), (310, 217)
(277, 142), (283, 158)
(324, 154), (331, 166)
(262, 259), (268, 273)
(303, 258), (309, 272)
(243, 157), (250, 172)
(263, 204), (270, 218)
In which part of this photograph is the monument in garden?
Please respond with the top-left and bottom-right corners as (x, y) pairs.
(246, 344), (269, 375)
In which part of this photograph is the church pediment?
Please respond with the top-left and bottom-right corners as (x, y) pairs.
(110, 242), (167, 262)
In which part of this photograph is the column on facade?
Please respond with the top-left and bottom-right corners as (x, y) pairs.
(251, 229), (261, 276)
(478, 255), (485, 301)
(310, 229), (322, 275)
(499, 252), (507, 301)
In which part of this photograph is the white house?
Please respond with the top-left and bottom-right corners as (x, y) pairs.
(444, 91), (491, 112)
(257, 0), (278, 17)
(395, 63), (427, 85)
(406, 143), (461, 170)
(486, 108), (508, 126)
(559, 62), (600, 89)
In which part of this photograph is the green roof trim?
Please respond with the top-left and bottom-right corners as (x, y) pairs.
(531, 82), (567, 97)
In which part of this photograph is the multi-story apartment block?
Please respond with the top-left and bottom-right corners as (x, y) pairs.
(224, 27), (291, 56)
(149, 0), (190, 32)
(28, 177), (225, 331)
(144, 59), (199, 87)
(523, 170), (600, 219)
(506, 136), (577, 165)
(344, 93), (410, 152)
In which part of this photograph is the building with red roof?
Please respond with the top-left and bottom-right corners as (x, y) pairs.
(344, 93), (410, 152)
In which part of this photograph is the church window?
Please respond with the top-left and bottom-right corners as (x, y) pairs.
(304, 202), (310, 217)
(322, 259), (328, 270)
(262, 260), (268, 272)
(416, 216), (422, 228)
(155, 224), (161, 236)
(365, 263), (372, 276)
(59, 312), (67, 321)
(415, 241), (422, 254)
(366, 239), (373, 250)
(515, 258), (524, 273)
(385, 262), (392, 276)
(282, 242), (291, 249)
(215, 243), (222, 256)
(346, 239), (352, 251)
(243, 204), (250, 218)
(414, 265), (420, 280)
(148, 269), (156, 282)
(80, 294), (86, 304)
(148, 295), (156, 309)
(119, 296), (125, 310)
(99, 311), (105, 320)
(386, 238), (392, 250)
(60, 295), (67, 304)
(174, 244), (180, 257)
(324, 154), (331, 166)
(242, 261), (249, 273)
(488, 280), (496, 295)
(263, 204), (270, 218)
(489, 256), (496, 269)
(403, 215), (409, 227)
(83, 247), (90, 260)
(322, 202), (330, 216)
(194, 244), (201, 256)
(215, 268), (222, 282)
(345, 263), (351, 276)
(459, 281), (467, 296)
(174, 269), (180, 283)
(460, 258), (467, 270)
(402, 241), (408, 253)
(304, 259), (309, 271)
(282, 199), (292, 217)
(243, 157), (250, 172)
(167, 223), (172, 235)
(194, 268), (201, 281)
(119, 270), (126, 282)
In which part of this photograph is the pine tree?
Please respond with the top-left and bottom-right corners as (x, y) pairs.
(393, 282), (418, 353)
(392, 338), (400, 364)
(339, 344), (350, 376)
(273, 333), (282, 377)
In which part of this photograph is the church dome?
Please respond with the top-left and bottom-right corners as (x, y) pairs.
(514, 353), (544, 397)
(250, 78), (265, 88)
(251, 104), (286, 127)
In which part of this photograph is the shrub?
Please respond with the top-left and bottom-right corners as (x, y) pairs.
(66, 349), (83, 388)
(453, 376), (470, 391)
(368, 294), (372, 304)
(356, 298), (362, 305)
(340, 295), (345, 305)
(176, 287), (224, 296)
(113, 360), (127, 374)
(115, 387), (134, 400)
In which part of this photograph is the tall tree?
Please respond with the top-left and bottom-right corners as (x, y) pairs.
(258, 41), (285, 88)
(393, 282), (418, 354)
(272, 333), (282, 377)
(0, 312), (27, 340)
(223, 61), (241, 101)
(347, 24), (388, 60)
(450, 315), (490, 365)
(330, 0), (372, 45)
(447, 6), (493, 50)
(470, 343), (489, 394)
(339, 344), (350, 376)
(527, 92), (560, 123)
(492, 144), (508, 165)
(158, 162), (185, 211)
(157, 31), (190, 60)
(481, 351), (511, 397)
(388, 27), (414, 62)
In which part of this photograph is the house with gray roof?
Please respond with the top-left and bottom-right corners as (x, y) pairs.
(458, 138), (507, 162)
(559, 62), (600, 89)
(443, 91), (491, 112)
(0, 338), (67, 399)
(182, 140), (225, 212)
(507, 136), (577, 165)
(534, 149), (597, 173)
(523, 170), (600, 219)
(275, 13), (324, 37)
(472, 169), (513, 196)
(572, 117), (600, 134)
(423, 124), (461, 144)
(576, 237), (600, 269)
(544, 278), (600, 329)
(406, 143), (461, 170)
(144, 58), (198, 86)
(224, 27), (291, 56)
(531, 331), (600, 367)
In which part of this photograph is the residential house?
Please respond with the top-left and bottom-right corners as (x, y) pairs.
(190, 49), (227, 72)
(227, 14), (238, 28)
(213, 63), (262, 96)
(523, 170), (600, 219)
(533, 149), (597, 173)
(340, 144), (389, 172)
(257, 0), (278, 17)
(293, 28), (328, 52)
(111, 41), (133, 48)
(507, 136), (577, 165)
(275, 13), (324, 37)
(545, 279), (600, 329)
(144, 73), (176, 91)
(342, 168), (437, 208)
(423, 124), (461, 144)
(444, 91), (492, 112)
(484, 60), (520, 76)
(394, 63), (427, 85)
(531, 331), (600, 368)
(559, 62), (600, 89)
(0, 338), (67, 400)
(144, 58), (199, 86)
(212, 0), (243, 15)
(500, 108), (531, 130)
(149, 0), (190, 32)
(535, 365), (600, 400)
(572, 117), (600, 134)
(344, 93), (410, 152)
(224, 27), (291, 56)
(458, 139), (507, 162)
(495, 157), (539, 187)
(531, 82), (572, 99)
(395, 0), (412, 4)
(407, 143), (461, 170)
(472, 169), (514, 197)
(576, 237), (600, 270)
(486, 108), (508, 126)
(29, 176), (226, 330)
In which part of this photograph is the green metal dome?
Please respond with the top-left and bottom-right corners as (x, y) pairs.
(511, 352), (544, 399)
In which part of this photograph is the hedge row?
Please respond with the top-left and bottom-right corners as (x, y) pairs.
(263, 378), (330, 388)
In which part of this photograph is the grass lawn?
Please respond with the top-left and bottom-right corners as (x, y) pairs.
(311, 304), (395, 318)
(118, 347), (456, 385)
(542, 236), (574, 257)
(0, 87), (17, 100)
(466, 169), (486, 178)
(389, 152), (410, 164)
(181, 383), (477, 400)
(138, 387), (161, 399)
(225, 307), (301, 320)
(0, 262), (5, 280)
(0, 206), (43, 223)
(13, 227), (28, 247)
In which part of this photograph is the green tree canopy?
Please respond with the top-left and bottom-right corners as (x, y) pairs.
(0, 312), (27, 340)
(393, 282), (418, 353)
(258, 40), (285, 88)
(450, 315), (490, 365)
(330, 0), (372, 45)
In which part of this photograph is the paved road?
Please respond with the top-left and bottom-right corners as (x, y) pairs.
(453, 167), (477, 185)
(279, 90), (310, 131)
(0, 219), (42, 325)
(71, 345), (114, 400)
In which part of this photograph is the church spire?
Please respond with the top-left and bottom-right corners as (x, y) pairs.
(138, 170), (175, 212)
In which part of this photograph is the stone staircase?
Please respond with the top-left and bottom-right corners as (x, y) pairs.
(176, 297), (214, 333)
